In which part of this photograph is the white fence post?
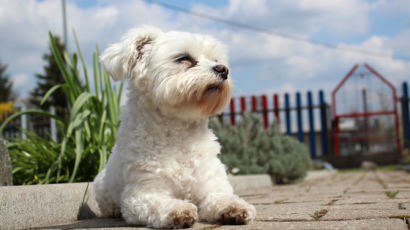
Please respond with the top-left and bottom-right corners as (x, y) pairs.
(50, 106), (57, 141)
(20, 105), (27, 139)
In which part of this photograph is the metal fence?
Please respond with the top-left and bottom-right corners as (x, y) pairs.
(1, 82), (409, 160)
(1, 106), (59, 140)
(218, 81), (410, 159)
(218, 90), (331, 158)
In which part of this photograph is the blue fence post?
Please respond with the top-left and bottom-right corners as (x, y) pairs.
(296, 92), (304, 142)
(319, 90), (328, 156)
(285, 93), (291, 136)
(307, 91), (316, 158)
(402, 82), (410, 148)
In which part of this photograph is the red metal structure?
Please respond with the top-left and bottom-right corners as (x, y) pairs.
(331, 63), (401, 156)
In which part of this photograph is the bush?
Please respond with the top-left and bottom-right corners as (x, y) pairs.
(209, 112), (312, 183)
(0, 31), (123, 184)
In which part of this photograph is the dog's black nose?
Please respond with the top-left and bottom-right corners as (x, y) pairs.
(213, 65), (229, 80)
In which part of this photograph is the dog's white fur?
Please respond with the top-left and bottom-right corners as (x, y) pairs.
(93, 26), (256, 229)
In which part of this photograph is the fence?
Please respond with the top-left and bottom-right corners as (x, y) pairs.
(402, 82), (410, 149)
(219, 81), (410, 159)
(218, 90), (331, 158)
(1, 82), (410, 160)
(1, 106), (59, 140)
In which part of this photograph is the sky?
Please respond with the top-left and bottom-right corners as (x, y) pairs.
(1, 0), (410, 107)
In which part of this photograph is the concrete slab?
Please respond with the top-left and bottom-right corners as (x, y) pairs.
(217, 219), (408, 230)
(0, 174), (273, 229)
(0, 183), (99, 230)
(322, 209), (410, 221)
(228, 174), (273, 191)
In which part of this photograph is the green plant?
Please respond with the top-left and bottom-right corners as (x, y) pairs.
(209, 112), (312, 183)
(273, 198), (289, 204)
(0, 31), (123, 184)
(385, 191), (399, 199)
(312, 209), (328, 220)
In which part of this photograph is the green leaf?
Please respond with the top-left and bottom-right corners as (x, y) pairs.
(41, 84), (63, 105)
(73, 29), (90, 92)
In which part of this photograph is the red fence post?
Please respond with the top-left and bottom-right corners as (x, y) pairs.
(240, 96), (246, 113)
(230, 98), (236, 126)
(273, 94), (280, 124)
(261, 95), (268, 129)
(251, 96), (257, 112)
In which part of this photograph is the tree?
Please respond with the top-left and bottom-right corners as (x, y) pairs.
(30, 36), (69, 112)
(0, 61), (15, 102)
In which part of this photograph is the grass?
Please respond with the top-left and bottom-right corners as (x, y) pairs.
(312, 209), (328, 220)
(339, 164), (398, 173)
(385, 191), (399, 199)
(0, 31), (123, 184)
(273, 198), (289, 204)
(378, 165), (398, 171)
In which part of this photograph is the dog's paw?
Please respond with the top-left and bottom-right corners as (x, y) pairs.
(169, 204), (198, 229)
(217, 202), (255, 225)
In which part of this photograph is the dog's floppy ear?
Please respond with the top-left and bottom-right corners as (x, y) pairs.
(100, 26), (163, 81)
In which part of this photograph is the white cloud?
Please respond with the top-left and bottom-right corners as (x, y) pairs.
(11, 73), (36, 98)
(193, 0), (371, 36)
(12, 73), (30, 88)
(0, 0), (409, 102)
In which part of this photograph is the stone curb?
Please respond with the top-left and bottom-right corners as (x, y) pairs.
(0, 171), (336, 229)
(0, 174), (273, 230)
(303, 169), (337, 181)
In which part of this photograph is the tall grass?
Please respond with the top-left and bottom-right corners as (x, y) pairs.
(0, 31), (123, 184)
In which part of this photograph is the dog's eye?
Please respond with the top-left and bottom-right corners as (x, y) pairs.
(175, 54), (197, 67)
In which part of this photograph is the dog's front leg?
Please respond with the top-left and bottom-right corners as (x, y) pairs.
(193, 160), (256, 225)
(121, 185), (198, 228)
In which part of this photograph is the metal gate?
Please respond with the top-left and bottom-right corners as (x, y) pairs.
(331, 64), (400, 156)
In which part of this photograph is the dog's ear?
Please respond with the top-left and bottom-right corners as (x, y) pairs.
(100, 26), (163, 81)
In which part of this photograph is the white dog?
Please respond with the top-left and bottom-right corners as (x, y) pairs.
(93, 26), (256, 229)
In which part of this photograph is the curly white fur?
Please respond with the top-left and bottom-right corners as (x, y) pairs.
(93, 26), (256, 229)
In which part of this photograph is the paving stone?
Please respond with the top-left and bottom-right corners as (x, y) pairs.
(214, 219), (408, 230)
(255, 204), (328, 221)
(41, 218), (409, 230)
(348, 188), (394, 193)
(2, 170), (410, 229)
(335, 195), (401, 204)
(386, 184), (410, 189)
(331, 202), (401, 210)
(322, 208), (410, 220)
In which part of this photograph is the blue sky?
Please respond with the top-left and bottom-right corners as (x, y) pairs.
(1, 0), (409, 107)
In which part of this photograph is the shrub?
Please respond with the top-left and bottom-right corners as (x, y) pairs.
(0, 31), (123, 184)
(209, 112), (312, 183)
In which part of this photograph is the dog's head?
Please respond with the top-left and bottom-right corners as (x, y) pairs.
(101, 26), (232, 120)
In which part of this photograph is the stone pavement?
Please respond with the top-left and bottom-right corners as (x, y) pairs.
(45, 170), (409, 230)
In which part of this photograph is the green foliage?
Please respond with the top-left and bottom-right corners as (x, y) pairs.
(0, 31), (123, 184)
(385, 191), (399, 199)
(209, 112), (312, 183)
(30, 36), (70, 112)
(0, 61), (15, 102)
